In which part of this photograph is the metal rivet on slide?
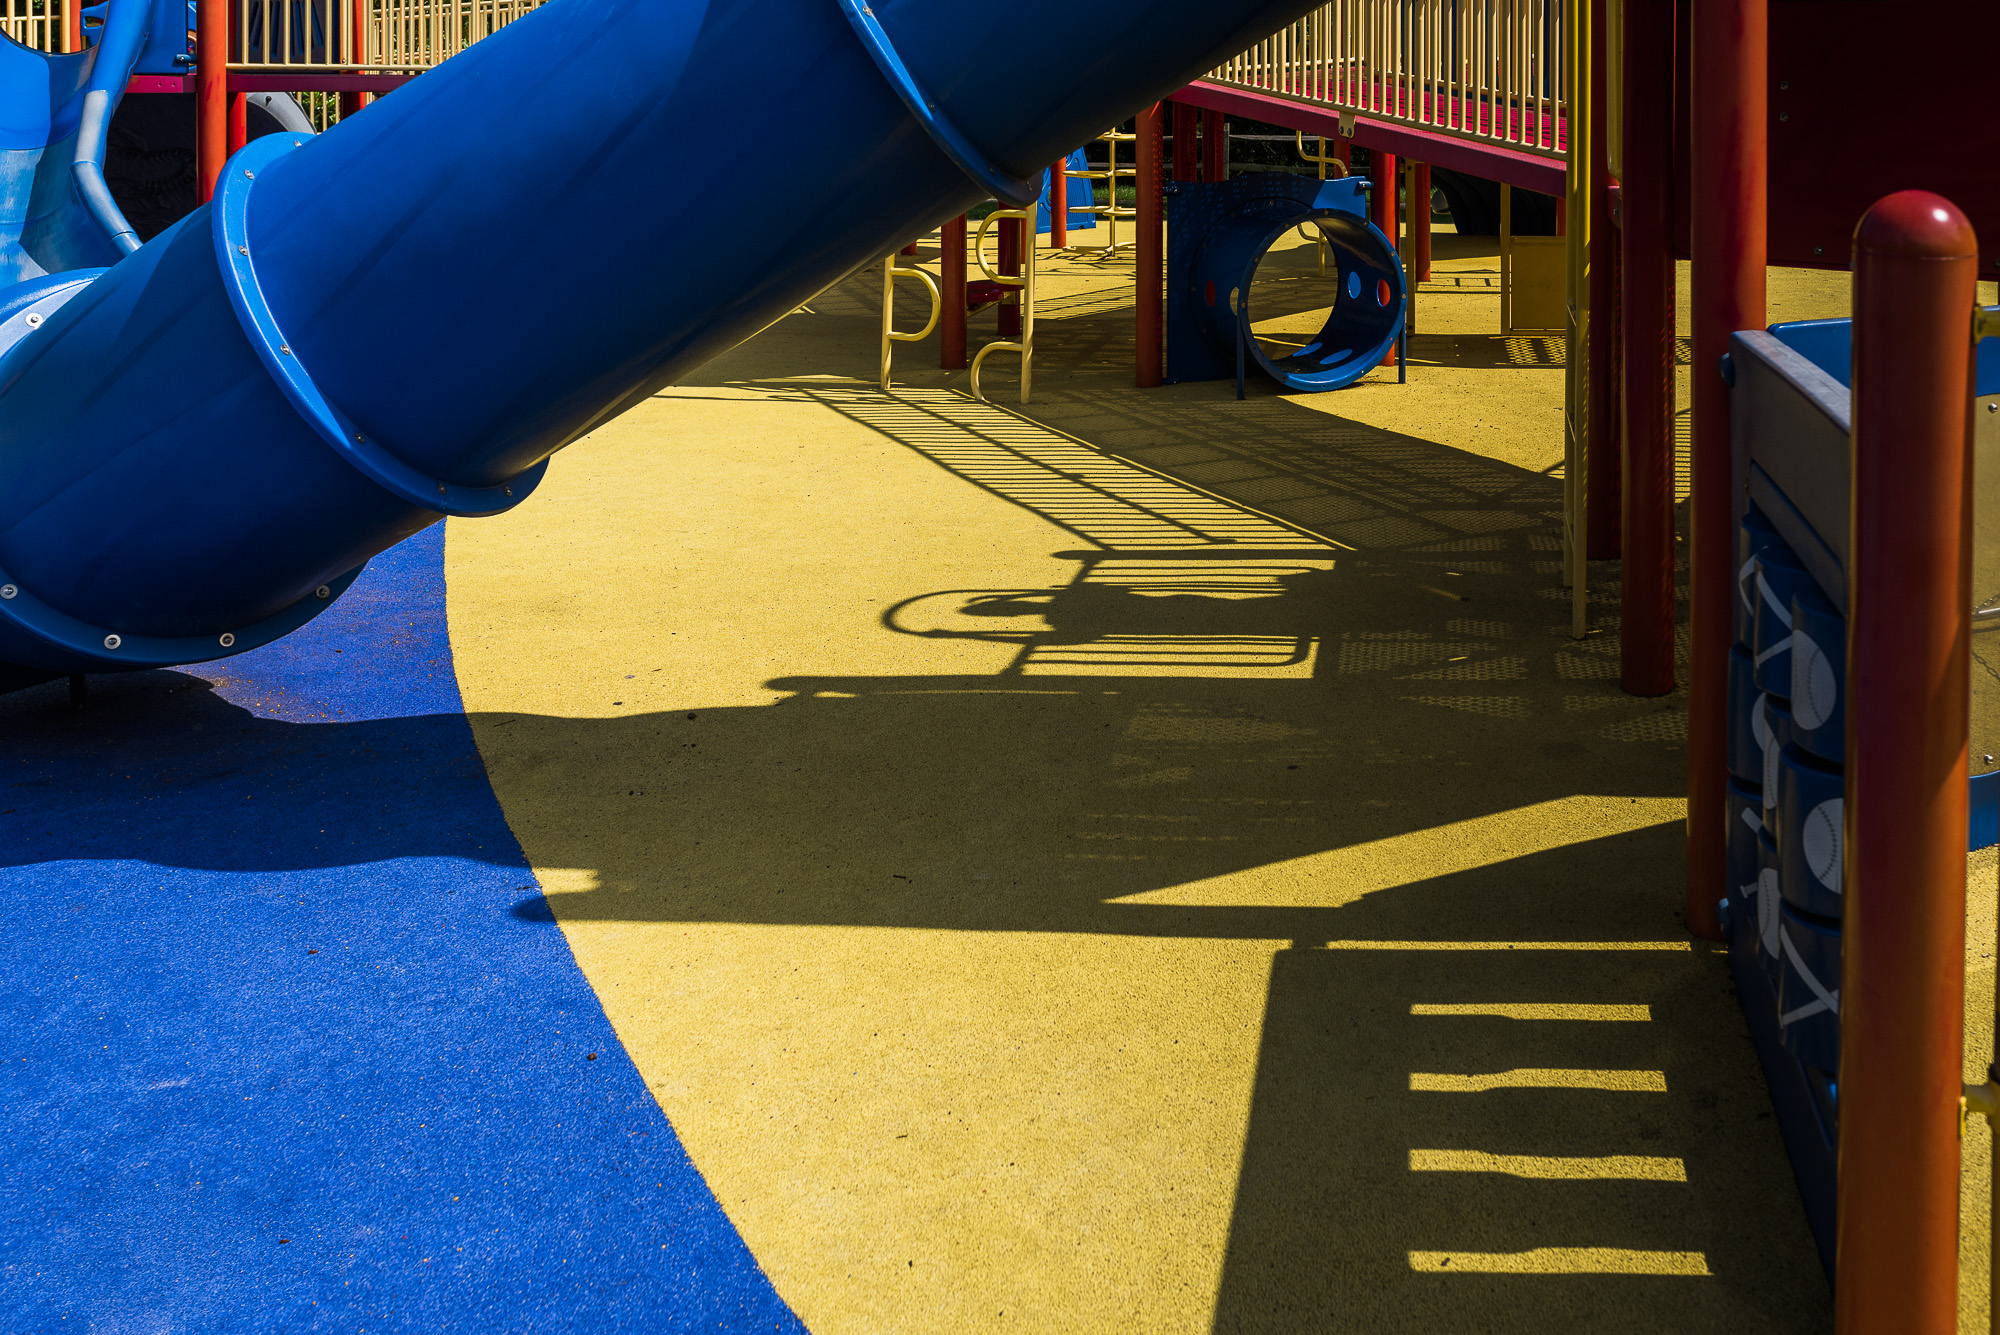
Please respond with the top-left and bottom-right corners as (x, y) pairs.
(316, 585), (331, 599)
(102, 634), (121, 650)
(237, 245), (248, 256)
(218, 633), (236, 648)
(0, 584), (15, 599)
(279, 345), (291, 355)
(24, 312), (40, 327)
(244, 169), (254, 179)
(437, 485), (448, 496)
(503, 486), (513, 497)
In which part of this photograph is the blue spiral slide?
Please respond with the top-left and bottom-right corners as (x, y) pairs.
(0, 0), (1318, 1325)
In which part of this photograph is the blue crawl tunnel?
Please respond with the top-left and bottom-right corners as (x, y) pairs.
(1166, 172), (1405, 392)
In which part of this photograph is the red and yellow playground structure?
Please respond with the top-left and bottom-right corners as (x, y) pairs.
(4, 0), (2000, 1325)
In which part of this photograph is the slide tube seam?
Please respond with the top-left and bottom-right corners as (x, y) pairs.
(0, 561), (364, 672)
(211, 133), (548, 520)
(835, 0), (1043, 208)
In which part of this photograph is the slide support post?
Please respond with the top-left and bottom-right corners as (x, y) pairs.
(1202, 108), (1225, 183)
(1049, 160), (1067, 249)
(1835, 190), (1977, 1335)
(1686, 0), (1765, 940)
(1135, 101), (1164, 388)
(1619, 0), (1676, 697)
(1413, 162), (1431, 280)
(941, 213), (968, 370)
(1171, 100), (1195, 182)
(195, 0), (226, 201)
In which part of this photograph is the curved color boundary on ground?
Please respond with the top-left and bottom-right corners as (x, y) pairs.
(0, 525), (801, 1332)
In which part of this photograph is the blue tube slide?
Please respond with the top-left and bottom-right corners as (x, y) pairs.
(1166, 172), (1406, 392)
(0, 0), (1320, 678)
(0, 0), (150, 285)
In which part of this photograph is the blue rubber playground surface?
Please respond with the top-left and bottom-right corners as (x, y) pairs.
(0, 526), (801, 1331)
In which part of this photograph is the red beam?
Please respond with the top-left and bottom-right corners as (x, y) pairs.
(1179, 80), (1566, 196)
(236, 72), (413, 93)
(1837, 188), (1977, 1335)
(1686, 0), (1766, 941)
(130, 73), (417, 96)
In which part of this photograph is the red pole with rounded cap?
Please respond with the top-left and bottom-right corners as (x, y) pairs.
(1835, 190), (1977, 1335)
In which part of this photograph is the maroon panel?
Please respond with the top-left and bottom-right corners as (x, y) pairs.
(1768, 0), (2000, 278)
(1177, 80), (1567, 196)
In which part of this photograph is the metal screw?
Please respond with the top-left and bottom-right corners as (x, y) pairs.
(102, 634), (121, 650)
(316, 585), (331, 599)
(237, 245), (248, 256)
(218, 632), (236, 648)
(1778, 80), (1790, 90)
(503, 486), (513, 497)
(1988, 402), (1998, 414)
(1778, 111), (1790, 122)
(1812, 245), (1824, 256)
(23, 312), (40, 327)
(1986, 754), (1995, 764)
(354, 434), (365, 443)
(0, 584), (15, 600)
(437, 485), (448, 496)
(244, 169), (254, 179)
(279, 345), (291, 355)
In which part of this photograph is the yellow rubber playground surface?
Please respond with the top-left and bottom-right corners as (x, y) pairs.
(442, 225), (1990, 1330)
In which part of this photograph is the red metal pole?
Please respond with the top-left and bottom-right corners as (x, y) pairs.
(1135, 103), (1164, 388)
(1586, 0), (1621, 560)
(998, 216), (1021, 338)
(1685, 0), (1765, 940)
(340, 0), (368, 122)
(1370, 148), (1397, 238)
(1201, 108), (1225, 183)
(1049, 159), (1068, 250)
(1620, 0), (1677, 697)
(1171, 100), (1196, 182)
(940, 214), (967, 370)
(195, 0), (227, 202)
(1835, 189), (1977, 1335)
(1372, 148), (1397, 362)
(228, 92), (249, 156)
(1413, 161), (1432, 281)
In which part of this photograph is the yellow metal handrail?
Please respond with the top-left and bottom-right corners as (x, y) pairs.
(878, 249), (941, 392)
(970, 207), (1034, 404)
(1204, 0), (1568, 162)
(3, 0), (74, 52)
(228, 0), (548, 73)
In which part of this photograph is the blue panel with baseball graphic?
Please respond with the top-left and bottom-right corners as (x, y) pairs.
(1719, 318), (2000, 1275)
